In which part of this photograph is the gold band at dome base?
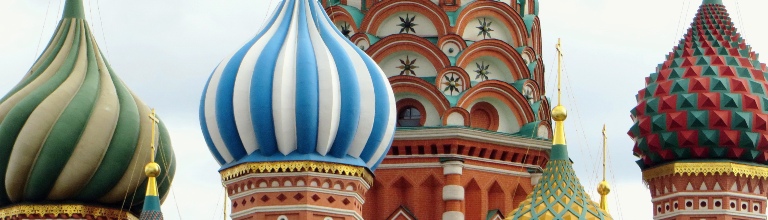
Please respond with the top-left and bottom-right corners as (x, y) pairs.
(220, 161), (374, 185)
(0, 204), (138, 220)
(642, 162), (768, 182)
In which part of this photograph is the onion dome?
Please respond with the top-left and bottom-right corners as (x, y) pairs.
(509, 40), (611, 220)
(628, 0), (768, 168)
(200, 0), (396, 170)
(0, 0), (175, 214)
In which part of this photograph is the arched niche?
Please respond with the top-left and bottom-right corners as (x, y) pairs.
(376, 12), (439, 37)
(461, 16), (514, 44)
(379, 51), (438, 78)
(466, 98), (520, 133)
(462, 56), (514, 83)
(395, 93), (441, 127)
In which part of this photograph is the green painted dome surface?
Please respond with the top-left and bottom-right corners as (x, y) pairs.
(0, 0), (175, 214)
(508, 145), (612, 220)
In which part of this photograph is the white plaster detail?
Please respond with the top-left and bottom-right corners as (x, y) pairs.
(227, 186), (366, 204)
(663, 186), (668, 194)
(322, 182), (330, 188)
(297, 180), (305, 186)
(742, 184), (750, 193)
(686, 182), (693, 191)
(250, 183), (256, 189)
(232, 205), (363, 220)
(333, 184), (342, 190)
(653, 209), (767, 220)
(755, 186), (761, 194)
(272, 181), (280, 187)
(652, 191), (767, 202)
(278, 215), (288, 220)
(446, 112), (465, 126)
(699, 199), (708, 209)
(655, 189), (659, 196)
(324, 217), (333, 220)
(672, 185), (677, 192)
(395, 94), (440, 126)
(443, 185), (465, 201)
(713, 182), (721, 190)
(393, 127), (551, 150)
(731, 183), (738, 191)
(699, 182), (707, 191)
(442, 211), (464, 220)
(259, 182), (267, 188)
(389, 209), (416, 220)
(346, 185), (354, 191)
(284, 180), (293, 187)
(714, 199), (723, 210)
(311, 181), (318, 187)
(442, 161), (464, 175)
(530, 173), (542, 186)
(684, 199), (693, 210)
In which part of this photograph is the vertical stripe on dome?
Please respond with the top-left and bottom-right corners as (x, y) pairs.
(200, 73), (227, 165)
(99, 97), (152, 203)
(203, 57), (236, 163)
(4, 21), (86, 202)
(294, 0), (319, 154)
(232, 0), (289, 155)
(313, 1), (375, 159)
(0, 20), (68, 104)
(0, 19), (75, 206)
(272, 0), (300, 155)
(213, 39), (249, 161)
(75, 61), (140, 200)
(250, 0), (297, 156)
(305, 1), (340, 156)
(25, 25), (102, 201)
(357, 54), (395, 163)
(48, 35), (119, 200)
(370, 135), (395, 170)
(310, 1), (361, 158)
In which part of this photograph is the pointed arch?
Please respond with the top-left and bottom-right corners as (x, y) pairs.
(360, 0), (450, 36)
(457, 39), (530, 81)
(455, 1), (527, 47)
(465, 179), (482, 220)
(488, 181), (506, 212)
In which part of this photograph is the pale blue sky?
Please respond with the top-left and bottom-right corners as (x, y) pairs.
(1, 0), (768, 219)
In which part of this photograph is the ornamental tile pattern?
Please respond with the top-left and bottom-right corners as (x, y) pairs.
(629, 3), (768, 167)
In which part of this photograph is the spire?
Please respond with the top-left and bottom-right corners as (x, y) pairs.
(140, 109), (164, 220)
(702, 0), (723, 5)
(552, 38), (568, 152)
(62, 0), (86, 19)
(598, 124), (611, 211)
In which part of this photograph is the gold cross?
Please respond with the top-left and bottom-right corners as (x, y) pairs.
(149, 108), (159, 162)
(556, 38), (563, 105)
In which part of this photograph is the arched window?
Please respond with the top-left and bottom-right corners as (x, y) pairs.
(398, 107), (422, 127)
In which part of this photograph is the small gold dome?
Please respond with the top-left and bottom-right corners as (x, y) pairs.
(144, 162), (161, 177)
(597, 180), (611, 195)
(552, 105), (568, 121)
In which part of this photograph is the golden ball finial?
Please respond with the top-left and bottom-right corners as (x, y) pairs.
(597, 180), (611, 195)
(144, 162), (161, 177)
(552, 105), (567, 121)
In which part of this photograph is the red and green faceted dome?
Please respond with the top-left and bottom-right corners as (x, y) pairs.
(628, 0), (768, 168)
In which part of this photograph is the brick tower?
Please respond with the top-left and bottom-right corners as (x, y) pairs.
(321, 1), (551, 219)
(629, 0), (768, 219)
(199, 0), (397, 219)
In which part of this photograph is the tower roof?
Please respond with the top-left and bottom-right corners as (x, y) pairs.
(629, 0), (768, 168)
(0, 0), (175, 214)
(200, 0), (396, 171)
(508, 40), (612, 220)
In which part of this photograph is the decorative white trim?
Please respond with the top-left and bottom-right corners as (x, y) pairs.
(377, 163), (531, 177)
(231, 204), (363, 220)
(222, 171), (371, 189)
(442, 161), (464, 175)
(442, 211), (464, 220)
(443, 185), (465, 201)
(228, 186), (365, 204)
(652, 191), (767, 202)
(389, 209), (416, 220)
(394, 127), (551, 150)
(384, 154), (544, 170)
(653, 209), (766, 219)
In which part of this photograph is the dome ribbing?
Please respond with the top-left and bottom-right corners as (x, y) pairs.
(629, 0), (768, 168)
(200, 0), (396, 170)
(0, 0), (175, 214)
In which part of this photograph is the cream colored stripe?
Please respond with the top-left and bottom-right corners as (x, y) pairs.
(48, 38), (119, 200)
(0, 19), (76, 122)
(98, 95), (151, 203)
(27, 19), (69, 75)
(5, 21), (89, 202)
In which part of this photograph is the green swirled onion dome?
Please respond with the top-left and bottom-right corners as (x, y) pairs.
(0, 0), (175, 214)
(629, 0), (768, 168)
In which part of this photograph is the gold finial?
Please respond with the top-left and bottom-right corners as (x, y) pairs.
(144, 108), (161, 196)
(552, 38), (567, 145)
(598, 124), (611, 211)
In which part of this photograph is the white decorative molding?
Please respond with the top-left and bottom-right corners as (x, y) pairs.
(231, 205), (363, 220)
(443, 185), (465, 201)
(223, 172), (370, 189)
(227, 187), (365, 204)
(442, 211), (464, 220)
(378, 163), (531, 177)
(384, 154), (544, 170)
(653, 209), (768, 220)
(442, 161), (464, 175)
(394, 127), (551, 150)
(530, 173), (542, 186)
(652, 191), (767, 202)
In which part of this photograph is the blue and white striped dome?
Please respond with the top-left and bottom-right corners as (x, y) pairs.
(200, 0), (396, 171)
